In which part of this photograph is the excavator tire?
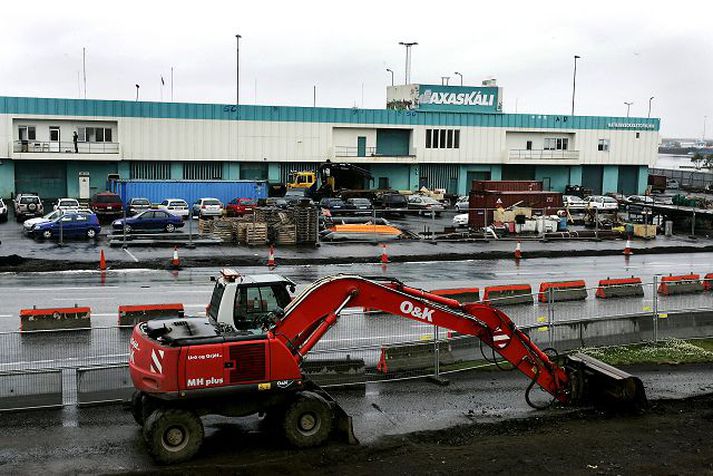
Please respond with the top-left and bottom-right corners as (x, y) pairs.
(143, 408), (204, 465)
(282, 391), (334, 448)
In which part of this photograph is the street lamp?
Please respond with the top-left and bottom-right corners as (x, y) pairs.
(571, 55), (580, 116)
(647, 96), (654, 118)
(454, 72), (463, 86)
(135, 84), (140, 102)
(386, 68), (394, 86)
(236, 34), (242, 106)
(398, 41), (418, 84)
(624, 101), (633, 118)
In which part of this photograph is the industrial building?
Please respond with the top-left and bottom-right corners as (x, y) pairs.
(0, 83), (660, 200)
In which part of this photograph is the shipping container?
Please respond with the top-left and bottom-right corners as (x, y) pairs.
(647, 174), (666, 193)
(468, 191), (562, 227)
(110, 180), (268, 207)
(471, 180), (543, 193)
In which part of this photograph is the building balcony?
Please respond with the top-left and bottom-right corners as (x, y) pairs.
(334, 145), (415, 158)
(12, 140), (120, 155)
(507, 148), (580, 162)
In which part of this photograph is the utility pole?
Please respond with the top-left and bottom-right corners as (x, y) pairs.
(170, 67), (174, 101)
(647, 96), (654, 118)
(624, 101), (633, 118)
(398, 41), (418, 84)
(313, 85), (316, 107)
(236, 34), (242, 106)
(571, 55), (580, 115)
(82, 47), (87, 99)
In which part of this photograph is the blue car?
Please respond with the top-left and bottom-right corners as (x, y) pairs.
(33, 212), (101, 240)
(112, 210), (184, 233)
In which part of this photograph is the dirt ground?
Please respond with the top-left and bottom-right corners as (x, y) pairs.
(151, 393), (713, 475)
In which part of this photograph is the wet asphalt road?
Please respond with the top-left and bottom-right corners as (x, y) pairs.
(0, 363), (712, 473)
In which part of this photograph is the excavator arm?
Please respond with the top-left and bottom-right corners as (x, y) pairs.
(272, 274), (646, 408)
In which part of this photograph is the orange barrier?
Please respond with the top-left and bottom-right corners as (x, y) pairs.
(595, 277), (644, 299)
(329, 224), (402, 235)
(118, 303), (185, 326)
(20, 306), (91, 332)
(538, 280), (588, 303)
(482, 284), (533, 306)
(704, 273), (713, 291)
(431, 288), (480, 304)
(657, 274), (703, 296)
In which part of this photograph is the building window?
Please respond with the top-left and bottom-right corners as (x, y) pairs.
(184, 162), (223, 180)
(635, 132), (640, 139)
(131, 161), (171, 180)
(425, 129), (460, 149)
(526, 140), (533, 150)
(544, 137), (568, 151)
(78, 127), (113, 142)
(597, 139), (610, 151)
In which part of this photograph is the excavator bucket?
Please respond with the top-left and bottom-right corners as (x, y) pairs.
(565, 352), (647, 409)
(305, 381), (359, 445)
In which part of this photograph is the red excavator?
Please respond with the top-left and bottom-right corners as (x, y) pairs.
(129, 270), (646, 464)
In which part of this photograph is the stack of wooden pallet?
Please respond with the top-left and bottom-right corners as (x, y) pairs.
(212, 219), (235, 242)
(274, 224), (297, 245)
(198, 219), (214, 236)
(244, 223), (268, 246)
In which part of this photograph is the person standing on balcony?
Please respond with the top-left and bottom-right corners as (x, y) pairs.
(73, 131), (79, 153)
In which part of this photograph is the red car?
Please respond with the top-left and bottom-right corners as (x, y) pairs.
(90, 192), (124, 220)
(226, 198), (256, 217)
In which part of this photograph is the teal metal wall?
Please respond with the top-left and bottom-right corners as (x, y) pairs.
(0, 96), (660, 131)
(602, 165), (619, 194)
(65, 161), (118, 197)
(458, 165), (502, 194)
(0, 160), (15, 198)
(376, 129), (410, 156)
(535, 165), (571, 192)
(369, 164), (411, 190)
(637, 166), (649, 194)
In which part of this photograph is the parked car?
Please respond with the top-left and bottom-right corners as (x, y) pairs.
(319, 197), (351, 215)
(32, 212), (100, 240)
(0, 198), (7, 223)
(666, 179), (680, 190)
(452, 213), (469, 227)
(562, 195), (588, 211)
(128, 198), (152, 216)
(53, 198), (80, 212)
(226, 198), (256, 217)
(380, 193), (409, 216)
(626, 195), (654, 215)
(113, 210), (184, 233)
(14, 194), (44, 221)
(158, 199), (190, 218)
(345, 197), (373, 216)
(23, 209), (63, 234)
(407, 195), (445, 216)
(264, 197), (289, 209)
(454, 196), (469, 212)
(192, 198), (224, 218)
(90, 192), (124, 219)
(585, 195), (619, 211)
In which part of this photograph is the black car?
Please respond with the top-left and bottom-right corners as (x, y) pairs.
(345, 197), (373, 216)
(319, 197), (352, 215)
(380, 193), (408, 216)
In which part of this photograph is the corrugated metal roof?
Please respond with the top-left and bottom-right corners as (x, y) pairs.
(0, 96), (661, 131)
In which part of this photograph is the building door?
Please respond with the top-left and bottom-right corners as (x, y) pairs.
(617, 166), (638, 195)
(581, 165), (603, 195)
(357, 136), (366, 157)
(49, 127), (60, 152)
(502, 165), (535, 180)
(79, 173), (90, 199)
(15, 161), (67, 199)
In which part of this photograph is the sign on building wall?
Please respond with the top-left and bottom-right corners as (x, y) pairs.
(387, 84), (503, 113)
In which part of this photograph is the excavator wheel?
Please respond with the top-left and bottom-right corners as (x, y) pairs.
(143, 408), (204, 465)
(282, 391), (334, 448)
(130, 391), (157, 426)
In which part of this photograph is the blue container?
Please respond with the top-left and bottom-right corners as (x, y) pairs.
(111, 180), (268, 207)
(558, 216), (568, 231)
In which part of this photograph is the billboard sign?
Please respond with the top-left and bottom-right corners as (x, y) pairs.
(387, 84), (503, 113)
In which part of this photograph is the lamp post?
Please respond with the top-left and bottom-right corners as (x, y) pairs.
(571, 55), (580, 115)
(135, 84), (140, 102)
(441, 76), (450, 86)
(386, 68), (394, 86)
(454, 71), (463, 86)
(236, 34), (242, 106)
(647, 96), (654, 118)
(398, 41), (418, 84)
(624, 101), (633, 118)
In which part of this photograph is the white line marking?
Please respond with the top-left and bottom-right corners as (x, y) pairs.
(52, 297), (114, 301)
(0, 314), (13, 318)
(124, 248), (139, 263)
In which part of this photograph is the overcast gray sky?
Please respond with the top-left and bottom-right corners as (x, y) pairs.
(1, 0), (711, 137)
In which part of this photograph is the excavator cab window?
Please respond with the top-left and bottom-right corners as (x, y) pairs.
(234, 283), (292, 331)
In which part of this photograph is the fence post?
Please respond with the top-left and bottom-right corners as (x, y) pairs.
(429, 324), (448, 385)
(547, 287), (554, 349)
(652, 275), (659, 344)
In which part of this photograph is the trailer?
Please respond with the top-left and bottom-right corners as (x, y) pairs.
(109, 180), (268, 207)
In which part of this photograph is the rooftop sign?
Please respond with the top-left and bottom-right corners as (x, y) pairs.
(387, 84), (503, 113)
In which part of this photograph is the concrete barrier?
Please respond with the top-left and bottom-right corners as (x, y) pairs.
(77, 365), (133, 405)
(595, 277), (644, 299)
(431, 288), (480, 304)
(20, 306), (91, 332)
(118, 303), (185, 326)
(376, 341), (454, 375)
(538, 280), (588, 303)
(0, 369), (63, 410)
(302, 358), (366, 386)
(657, 274), (704, 296)
(482, 284), (534, 306)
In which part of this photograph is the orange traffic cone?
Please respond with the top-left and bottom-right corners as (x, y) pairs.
(623, 238), (633, 256)
(380, 243), (389, 264)
(514, 241), (522, 260)
(171, 246), (181, 269)
(267, 244), (276, 267)
(99, 249), (107, 271)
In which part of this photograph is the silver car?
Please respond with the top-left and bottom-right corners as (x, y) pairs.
(192, 198), (224, 218)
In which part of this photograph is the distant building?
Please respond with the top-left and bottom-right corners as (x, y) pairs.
(0, 85), (660, 199)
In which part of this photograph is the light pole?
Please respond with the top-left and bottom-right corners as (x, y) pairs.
(441, 76), (450, 86)
(386, 68), (394, 86)
(454, 71), (463, 86)
(236, 34), (242, 106)
(647, 96), (654, 118)
(571, 55), (580, 115)
(624, 101), (633, 118)
(135, 84), (140, 102)
(704, 115), (708, 142)
(398, 41), (418, 84)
